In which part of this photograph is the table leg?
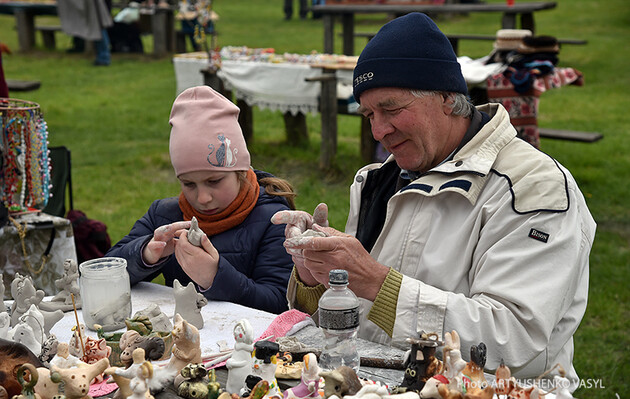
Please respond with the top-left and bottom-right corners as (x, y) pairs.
(341, 13), (354, 56)
(323, 14), (334, 54)
(151, 8), (175, 56)
(520, 12), (535, 34)
(501, 12), (517, 30)
(319, 71), (337, 170)
(14, 9), (36, 52)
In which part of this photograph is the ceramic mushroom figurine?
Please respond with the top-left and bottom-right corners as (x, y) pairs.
(173, 279), (207, 329)
(283, 352), (321, 399)
(225, 319), (255, 394)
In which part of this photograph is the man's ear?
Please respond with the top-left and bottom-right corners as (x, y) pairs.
(441, 93), (455, 115)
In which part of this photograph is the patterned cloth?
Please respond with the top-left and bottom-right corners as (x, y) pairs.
(486, 67), (584, 148)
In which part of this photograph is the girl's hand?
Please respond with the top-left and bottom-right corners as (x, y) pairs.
(175, 230), (220, 290)
(143, 221), (191, 265)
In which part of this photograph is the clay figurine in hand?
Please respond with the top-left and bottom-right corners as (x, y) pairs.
(249, 340), (282, 399)
(34, 357), (110, 399)
(0, 338), (44, 398)
(399, 334), (444, 393)
(319, 366), (362, 399)
(283, 352), (320, 399)
(225, 319), (255, 394)
(187, 216), (204, 247)
(40, 259), (82, 312)
(168, 313), (202, 375)
(173, 279), (208, 330)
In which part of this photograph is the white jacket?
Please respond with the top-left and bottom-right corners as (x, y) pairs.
(341, 104), (595, 386)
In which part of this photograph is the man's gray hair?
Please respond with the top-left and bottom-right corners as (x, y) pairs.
(410, 90), (474, 118)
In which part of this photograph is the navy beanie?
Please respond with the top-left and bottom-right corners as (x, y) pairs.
(353, 12), (468, 103)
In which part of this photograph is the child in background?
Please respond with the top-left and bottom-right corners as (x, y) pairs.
(107, 86), (295, 314)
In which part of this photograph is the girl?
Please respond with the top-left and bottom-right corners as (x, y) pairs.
(106, 86), (295, 314)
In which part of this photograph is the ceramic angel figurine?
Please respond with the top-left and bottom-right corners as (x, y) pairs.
(173, 279), (207, 329)
(127, 362), (155, 399)
(40, 259), (81, 312)
(283, 352), (320, 399)
(225, 319), (255, 394)
(249, 340), (282, 399)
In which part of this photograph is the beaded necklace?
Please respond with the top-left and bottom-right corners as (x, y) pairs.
(1, 98), (51, 213)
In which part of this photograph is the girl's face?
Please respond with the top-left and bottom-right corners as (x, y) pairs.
(178, 170), (241, 215)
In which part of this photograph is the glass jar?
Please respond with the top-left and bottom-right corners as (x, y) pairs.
(79, 257), (131, 331)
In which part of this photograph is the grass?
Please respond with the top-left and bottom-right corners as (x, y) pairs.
(1, 0), (628, 397)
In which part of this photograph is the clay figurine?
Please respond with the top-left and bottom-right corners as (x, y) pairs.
(168, 313), (202, 375)
(442, 331), (466, 393)
(399, 333), (444, 393)
(87, 291), (132, 331)
(34, 357), (110, 399)
(0, 338), (44, 398)
(188, 216), (205, 247)
(10, 274), (45, 326)
(319, 366), (363, 399)
(0, 311), (12, 339)
(127, 361), (155, 399)
(50, 342), (86, 369)
(69, 323), (87, 358)
(344, 383), (420, 399)
(119, 329), (166, 367)
(248, 340), (281, 399)
(39, 259), (81, 312)
(460, 343), (488, 395)
(14, 363), (41, 399)
(83, 335), (113, 383)
(111, 348), (156, 399)
(283, 352), (320, 399)
(133, 303), (173, 332)
(225, 319), (255, 394)
(37, 334), (59, 367)
(173, 279), (207, 329)
(177, 363), (222, 399)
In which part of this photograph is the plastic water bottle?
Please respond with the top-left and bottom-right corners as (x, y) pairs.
(318, 269), (360, 373)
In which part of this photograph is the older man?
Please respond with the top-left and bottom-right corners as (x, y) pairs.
(272, 13), (595, 390)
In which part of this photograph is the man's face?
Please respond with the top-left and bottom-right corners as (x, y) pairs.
(358, 87), (457, 172)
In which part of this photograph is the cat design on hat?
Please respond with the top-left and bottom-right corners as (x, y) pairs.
(208, 134), (238, 168)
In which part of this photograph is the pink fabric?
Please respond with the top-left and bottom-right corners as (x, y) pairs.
(90, 380), (119, 397)
(169, 86), (251, 177)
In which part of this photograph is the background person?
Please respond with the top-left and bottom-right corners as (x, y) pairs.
(272, 12), (595, 390)
(107, 86), (295, 314)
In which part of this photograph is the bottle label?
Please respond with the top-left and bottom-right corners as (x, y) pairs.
(319, 306), (360, 330)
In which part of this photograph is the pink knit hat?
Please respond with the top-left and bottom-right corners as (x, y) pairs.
(169, 86), (251, 177)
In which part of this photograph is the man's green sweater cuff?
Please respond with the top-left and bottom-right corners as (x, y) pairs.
(293, 267), (327, 315)
(367, 268), (403, 337)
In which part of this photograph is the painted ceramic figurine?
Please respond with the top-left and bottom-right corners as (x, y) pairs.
(169, 313), (202, 376)
(0, 338), (45, 398)
(249, 340), (282, 399)
(225, 319), (255, 394)
(50, 342), (86, 369)
(283, 352), (320, 399)
(127, 361), (155, 399)
(173, 279), (208, 329)
(176, 363), (222, 399)
(399, 333), (444, 393)
(34, 357), (110, 399)
(319, 366), (363, 399)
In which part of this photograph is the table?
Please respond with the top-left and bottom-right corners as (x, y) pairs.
(312, 2), (557, 55)
(0, 1), (175, 55)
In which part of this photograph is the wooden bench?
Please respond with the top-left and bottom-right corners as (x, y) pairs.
(352, 32), (587, 55)
(35, 25), (62, 50)
(539, 128), (602, 143)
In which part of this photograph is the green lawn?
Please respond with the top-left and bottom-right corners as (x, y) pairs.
(1, 0), (628, 397)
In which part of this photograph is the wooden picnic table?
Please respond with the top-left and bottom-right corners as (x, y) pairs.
(0, 1), (176, 56)
(312, 1), (557, 55)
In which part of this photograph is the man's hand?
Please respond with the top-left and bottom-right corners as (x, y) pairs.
(284, 225), (390, 301)
(175, 230), (219, 290)
(143, 221), (191, 265)
(271, 203), (329, 286)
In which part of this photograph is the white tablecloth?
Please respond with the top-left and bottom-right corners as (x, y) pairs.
(49, 281), (278, 360)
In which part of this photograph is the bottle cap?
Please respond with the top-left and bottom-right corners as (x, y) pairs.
(329, 269), (348, 285)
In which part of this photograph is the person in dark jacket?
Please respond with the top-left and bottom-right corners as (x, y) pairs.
(106, 86), (296, 314)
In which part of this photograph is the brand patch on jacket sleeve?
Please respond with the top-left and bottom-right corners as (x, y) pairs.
(528, 228), (549, 243)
